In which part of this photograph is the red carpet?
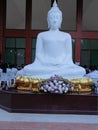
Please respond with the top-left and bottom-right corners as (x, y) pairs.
(0, 122), (98, 130)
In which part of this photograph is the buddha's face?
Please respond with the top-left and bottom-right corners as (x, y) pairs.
(47, 12), (62, 30)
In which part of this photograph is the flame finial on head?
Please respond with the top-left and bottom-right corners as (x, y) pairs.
(48, 0), (62, 15)
(53, 0), (58, 7)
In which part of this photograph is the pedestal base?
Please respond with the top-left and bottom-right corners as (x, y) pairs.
(0, 90), (98, 114)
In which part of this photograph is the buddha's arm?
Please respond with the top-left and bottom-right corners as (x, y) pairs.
(35, 34), (44, 63)
(65, 34), (73, 64)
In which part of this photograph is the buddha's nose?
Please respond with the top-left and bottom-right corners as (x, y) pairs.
(53, 19), (57, 23)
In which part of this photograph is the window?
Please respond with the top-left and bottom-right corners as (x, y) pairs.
(81, 39), (98, 68)
(5, 38), (26, 66)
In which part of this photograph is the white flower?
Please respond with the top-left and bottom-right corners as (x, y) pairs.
(41, 86), (44, 90)
(53, 80), (57, 83)
(62, 83), (66, 87)
(62, 87), (65, 91)
(59, 90), (63, 94)
(49, 82), (54, 86)
(55, 90), (59, 93)
(48, 87), (51, 91)
(64, 87), (68, 93)
(58, 81), (63, 84)
(44, 89), (47, 92)
(58, 84), (62, 88)
(54, 86), (58, 89)
(70, 86), (74, 91)
(51, 88), (55, 91)
(55, 82), (59, 86)
(45, 84), (49, 89)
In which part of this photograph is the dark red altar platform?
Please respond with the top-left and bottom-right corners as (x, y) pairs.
(0, 90), (98, 114)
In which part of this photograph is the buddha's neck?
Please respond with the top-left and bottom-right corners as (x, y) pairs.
(49, 28), (59, 32)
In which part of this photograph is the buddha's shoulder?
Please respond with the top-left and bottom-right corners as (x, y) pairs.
(37, 31), (49, 37)
(60, 31), (71, 37)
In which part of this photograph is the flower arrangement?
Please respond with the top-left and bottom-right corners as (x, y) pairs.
(38, 75), (74, 94)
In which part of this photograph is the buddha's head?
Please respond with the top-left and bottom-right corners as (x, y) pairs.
(47, 0), (62, 30)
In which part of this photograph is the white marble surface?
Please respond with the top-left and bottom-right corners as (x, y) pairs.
(0, 108), (98, 124)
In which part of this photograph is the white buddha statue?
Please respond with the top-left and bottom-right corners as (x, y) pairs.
(16, 1), (86, 79)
